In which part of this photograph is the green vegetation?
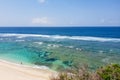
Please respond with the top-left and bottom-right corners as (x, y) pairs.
(97, 64), (120, 80)
(51, 64), (120, 80)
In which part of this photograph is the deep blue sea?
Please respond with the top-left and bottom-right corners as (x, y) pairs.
(0, 27), (120, 71)
(0, 27), (120, 38)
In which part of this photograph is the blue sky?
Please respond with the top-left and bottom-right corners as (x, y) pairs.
(0, 0), (120, 26)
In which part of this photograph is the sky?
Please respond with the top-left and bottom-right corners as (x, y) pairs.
(0, 0), (120, 27)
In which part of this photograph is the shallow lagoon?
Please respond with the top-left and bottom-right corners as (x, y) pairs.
(0, 34), (120, 71)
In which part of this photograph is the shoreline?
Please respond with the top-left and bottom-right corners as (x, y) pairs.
(0, 59), (56, 80)
(0, 59), (54, 71)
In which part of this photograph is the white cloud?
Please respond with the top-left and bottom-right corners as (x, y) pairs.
(38, 0), (46, 4)
(32, 17), (51, 25)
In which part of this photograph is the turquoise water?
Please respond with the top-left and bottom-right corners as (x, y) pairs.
(0, 34), (120, 71)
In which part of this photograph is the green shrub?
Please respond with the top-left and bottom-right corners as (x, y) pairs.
(97, 64), (120, 80)
(51, 64), (120, 80)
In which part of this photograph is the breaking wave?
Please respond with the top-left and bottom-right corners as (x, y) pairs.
(0, 33), (120, 42)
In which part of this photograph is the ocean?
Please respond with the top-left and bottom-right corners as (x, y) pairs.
(0, 27), (120, 70)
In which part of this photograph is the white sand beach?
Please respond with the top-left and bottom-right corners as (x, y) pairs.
(0, 60), (55, 80)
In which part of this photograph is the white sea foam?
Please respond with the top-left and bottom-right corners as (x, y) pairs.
(0, 33), (120, 42)
(76, 48), (82, 51)
(32, 65), (50, 70)
(34, 42), (43, 45)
